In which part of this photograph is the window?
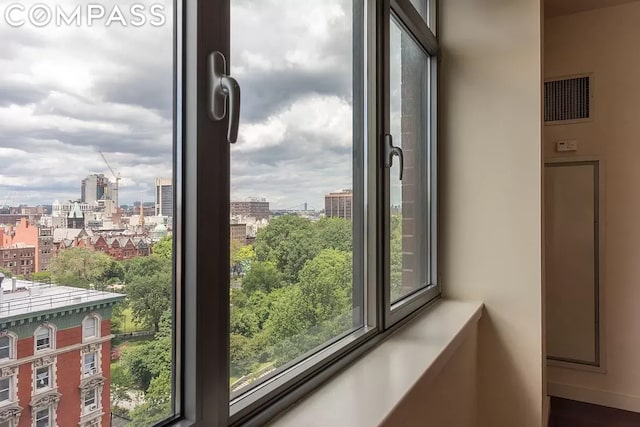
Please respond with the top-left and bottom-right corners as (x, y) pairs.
(34, 367), (50, 390)
(83, 388), (98, 413)
(34, 326), (54, 352)
(83, 353), (97, 377)
(0, 377), (10, 403)
(34, 408), (49, 427)
(82, 316), (99, 341)
(0, 335), (12, 360)
(188, 0), (438, 424)
(4, 0), (438, 424)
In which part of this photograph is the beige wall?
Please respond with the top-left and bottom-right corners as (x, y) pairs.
(439, 0), (544, 426)
(381, 329), (477, 427)
(545, 1), (640, 411)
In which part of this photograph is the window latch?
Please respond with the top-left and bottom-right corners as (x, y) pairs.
(208, 51), (241, 143)
(383, 133), (404, 180)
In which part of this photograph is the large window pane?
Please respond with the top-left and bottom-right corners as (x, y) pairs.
(389, 16), (431, 303)
(229, 0), (363, 396)
(0, 1), (176, 425)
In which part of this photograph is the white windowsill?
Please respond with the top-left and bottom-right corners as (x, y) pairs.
(270, 299), (484, 427)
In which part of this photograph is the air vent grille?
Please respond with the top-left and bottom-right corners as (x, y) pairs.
(544, 76), (590, 122)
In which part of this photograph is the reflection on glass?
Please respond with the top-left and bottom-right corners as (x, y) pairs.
(0, 1), (175, 425)
(229, 0), (362, 395)
(389, 16), (430, 303)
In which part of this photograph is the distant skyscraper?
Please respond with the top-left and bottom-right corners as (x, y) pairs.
(81, 174), (113, 204)
(325, 189), (353, 220)
(155, 178), (173, 217)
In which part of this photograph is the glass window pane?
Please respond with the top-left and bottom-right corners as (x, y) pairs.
(230, 0), (363, 395)
(35, 409), (49, 427)
(0, 337), (10, 359)
(0, 378), (9, 402)
(1, 1), (176, 425)
(389, 16), (431, 303)
(35, 367), (49, 389)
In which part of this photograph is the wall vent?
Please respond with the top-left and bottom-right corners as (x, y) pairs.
(544, 76), (590, 123)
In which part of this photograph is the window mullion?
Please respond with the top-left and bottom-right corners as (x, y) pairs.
(182, 0), (230, 424)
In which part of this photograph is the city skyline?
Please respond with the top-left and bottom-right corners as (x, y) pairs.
(0, 0), (354, 210)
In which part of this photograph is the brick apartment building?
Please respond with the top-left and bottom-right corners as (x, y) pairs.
(230, 199), (270, 221)
(0, 276), (124, 427)
(52, 229), (152, 261)
(0, 220), (54, 273)
(230, 224), (247, 245)
(324, 190), (353, 220)
(0, 245), (35, 277)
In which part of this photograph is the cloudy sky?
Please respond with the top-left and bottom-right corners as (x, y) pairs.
(0, 0), (354, 210)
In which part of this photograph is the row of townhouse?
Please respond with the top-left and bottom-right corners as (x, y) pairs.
(52, 229), (152, 261)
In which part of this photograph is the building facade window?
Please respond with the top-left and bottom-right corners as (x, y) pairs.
(0, 333), (16, 361)
(34, 325), (55, 353)
(82, 388), (98, 414)
(0, 378), (10, 403)
(81, 315), (100, 342)
(34, 366), (50, 391)
(82, 352), (98, 377)
(34, 408), (50, 427)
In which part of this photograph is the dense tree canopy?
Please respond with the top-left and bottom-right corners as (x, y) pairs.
(125, 310), (173, 426)
(48, 247), (119, 289)
(229, 216), (354, 379)
(124, 247), (173, 331)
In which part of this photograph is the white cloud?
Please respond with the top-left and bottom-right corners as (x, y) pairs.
(0, 0), (355, 210)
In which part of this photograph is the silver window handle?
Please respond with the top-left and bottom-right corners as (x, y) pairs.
(208, 51), (241, 143)
(384, 134), (404, 180)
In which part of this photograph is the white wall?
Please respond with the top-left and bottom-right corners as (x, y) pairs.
(439, 0), (544, 426)
(545, 1), (640, 411)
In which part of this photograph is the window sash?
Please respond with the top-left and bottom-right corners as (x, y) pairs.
(0, 337), (10, 360)
(35, 409), (49, 427)
(35, 367), (49, 389)
(177, 0), (438, 424)
(0, 378), (10, 402)
(35, 330), (50, 351)
(383, 0), (439, 328)
(83, 353), (97, 375)
(83, 319), (96, 340)
(84, 389), (97, 408)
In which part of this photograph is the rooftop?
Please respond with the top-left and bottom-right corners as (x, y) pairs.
(0, 277), (124, 320)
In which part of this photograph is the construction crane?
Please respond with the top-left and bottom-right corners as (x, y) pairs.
(98, 151), (121, 210)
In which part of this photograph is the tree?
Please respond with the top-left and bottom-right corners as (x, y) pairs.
(31, 271), (52, 283)
(262, 249), (353, 364)
(390, 214), (403, 300)
(126, 310), (173, 426)
(152, 235), (172, 260)
(315, 217), (352, 252)
(242, 261), (282, 294)
(47, 247), (114, 288)
(126, 268), (172, 331)
(253, 215), (320, 283)
(235, 245), (256, 264)
(124, 253), (172, 331)
(110, 363), (133, 409)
